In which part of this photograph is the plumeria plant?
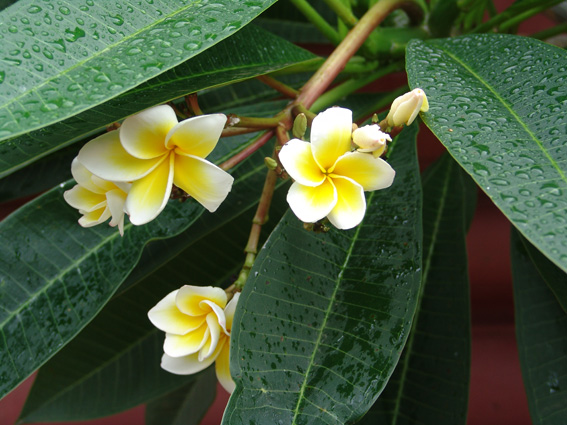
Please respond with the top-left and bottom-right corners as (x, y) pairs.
(1, 0), (566, 424)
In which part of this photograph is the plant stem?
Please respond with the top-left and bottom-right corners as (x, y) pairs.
(289, 0), (342, 45)
(233, 167), (279, 290)
(295, 0), (421, 109)
(186, 94), (203, 115)
(221, 127), (262, 137)
(292, 104), (317, 123)
(323, 0), (358, 27)
(256, 75), (299, 98)
(499, 4), (557, 32)
(226, 113), (284, 129)
(219, 130), (274, 171)
(311, 61), (404, 113)
(532, 22), (567, 40)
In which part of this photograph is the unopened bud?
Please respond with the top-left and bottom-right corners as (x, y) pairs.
(352, 124), (391, 157)
(371, 113), (379, 124)
(292, 113), (307, 139)
(264, 157), (278, 170)
(386, 88), (429, 127)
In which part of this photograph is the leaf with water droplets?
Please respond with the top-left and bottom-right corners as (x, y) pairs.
(361, 153), (476, 425)
(407, 34), (567, 273)
(512, 229), (567, 424)
(0, 0), (276, 147)
(0, 24), (315, 179)
(223, 125), (422, 425)
(0, 135), (277, 401)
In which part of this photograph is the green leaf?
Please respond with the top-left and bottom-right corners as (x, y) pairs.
(0, 24), (315, 178)
(406, 34), (567, 273)
(0, 135), (272, 401)
(362, 153), (475, 424)
(428, 0), (459, 37)
(511, 229), (567, 425)
(0, 0), (276, 142)
(522, 236), (567, 314)
(145, 367), (217, 425)
(223, 125), (422, 424)
(17, 160), (290, 422)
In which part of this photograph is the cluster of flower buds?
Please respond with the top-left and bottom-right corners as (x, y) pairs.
(64, 105), (234, 234)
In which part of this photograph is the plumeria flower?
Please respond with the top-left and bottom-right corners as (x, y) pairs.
(64, 157), (129, 235)
(386, 88), (429, 127)
(148, 285), (240, 393)
(352, 124), (392, 158)
(78, 105), (234, 225)
(279, 107), (395, 230)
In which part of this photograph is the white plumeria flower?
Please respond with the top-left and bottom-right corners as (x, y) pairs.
(78, 105), (234, 225)
(279, 107), (396, 230)
(352, 124), (391, 157)
(64, 157), (129, 235)
(148, 286), (239, 394)
(386, 88), (429, 127)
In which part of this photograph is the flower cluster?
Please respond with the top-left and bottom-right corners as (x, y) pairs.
(148, 285), (240, 393)
(64, 105), (234, 232)
(279, 107), (395, 230)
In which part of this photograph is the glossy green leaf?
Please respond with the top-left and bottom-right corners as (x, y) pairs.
(145, 368), (217, 425)
(407, 34), (567, 273)
(0, 0), (276, 142)
(0, 133), (274, 401)
(512, 229), (567, 425)
(0, 24), (315, 178)
(223, 125), (422, 425)
(523, 235), (567, 314)
(17, 161), (290, 422)
(362, 153), (475, 424)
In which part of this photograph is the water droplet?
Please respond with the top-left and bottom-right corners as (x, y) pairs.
(64, 27), (86, 42)
(40, 103), (59, 112)
(51, 39), (66, 52)
(34, 64), (44, 72)
(183, 41), (202, 51)
(94, 74), (111, 83)
(109, 14), (124, 26)
(59, 6), (71, 15)
(126, 47), (141, 56)
(8, 26), (18, 33)
(76, 18), (85, 25)
(0, 71), (4, 84)
(28, 5), (42, 13)
(22, 51), (31, 59)
(3, 57), (22, 66)
(21, 17), (30, 24)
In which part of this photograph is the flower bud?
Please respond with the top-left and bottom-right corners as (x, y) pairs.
(292, 113), (307, 139)
(386, 88), (429, 127)
(352, 124), (391, 157)
(264, 157), (278, 170)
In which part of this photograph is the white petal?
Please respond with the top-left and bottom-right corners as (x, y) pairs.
(164, 324), (209, 357)
(327, 176), (366, 230)
(176, 286), (227, 316)
(79, 130), (163, 182)
(148, 290), (206, 335)
(173, 152), (234, 213)
(78, 206), (112, 228)
(201, 300), (227, 334)
(279, 139), (325, 186)
(331, 152), (395, 191)
(198, 312), (223, 361)
(120, 105), (177, 159)
(287, 178), (337, 223)
(161, 350), (216, 375)
(215, 342), (235, 393)
(310, 107), (352, 171)
(125, 152), (174, 225)
(224, 292), (240, 333)
(166, 114), (227, 158)
(70, 157), (103, 193)
(64, 185), (106, 212)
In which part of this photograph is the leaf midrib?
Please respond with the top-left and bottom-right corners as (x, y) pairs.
(435, 43), (567, 186)
(390, 160), (452, 425)
(290, 198), (367, 424)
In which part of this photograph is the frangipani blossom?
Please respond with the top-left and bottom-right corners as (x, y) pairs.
(78, 105), (234, 225)
(352, 124), (391, 158)
(64, 157), (129, 235)
(279, 107), (395, 230)
(148, 285), (240, 393)
(386, 88), (429, 127)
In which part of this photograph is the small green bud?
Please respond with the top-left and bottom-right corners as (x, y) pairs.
(292, 113), (308, 139)
(264, 157), (278, 170)
(372, 113), (379, 124)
